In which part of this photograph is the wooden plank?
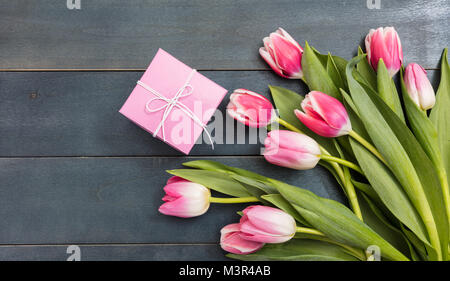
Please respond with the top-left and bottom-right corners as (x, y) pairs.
(0, 157), (344, 244)
(0, 71), (304, 156)
(0, 244), (227, 261)
(0, 70), (439, 157)
(0, 0), (447, 70)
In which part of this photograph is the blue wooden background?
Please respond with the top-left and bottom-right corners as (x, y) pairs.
(0, 0), (448, 260)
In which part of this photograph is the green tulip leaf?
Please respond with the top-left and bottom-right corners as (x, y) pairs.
(227, 175), (308, 225)
(350, 180), (379, 202)
(400, 68), (450, 237)
(302, 42), (341, 100)
(356, 47), (377, 92)
(182, 160), (269, 182)
(327, 54), (347, 90)
(261, 194), (309, 226)
(376, 59), (405, 122)
(269, 85), (339, 156)
(312, 47), (348, 90)
(167, 169), (251, 198)
(364, 79), (448, 260)
(230, 174), (278, 195)
(271, 179), (408, 261)
(350, 137), (429, 246)
(329, 55), (349, 89)
(400, 68), (442, 172)
(401, 224), (428, 261)
(227, 239), (360, 261)
(346, 56), (448, 260)
(311, 46), (328, 67)
(357, 192), (410, 257)
(430, 48), (450, 191)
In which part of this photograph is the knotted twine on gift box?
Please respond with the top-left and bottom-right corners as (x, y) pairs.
(136, 69), (214, 148)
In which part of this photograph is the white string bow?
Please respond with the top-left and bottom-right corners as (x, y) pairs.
(136, 69), (214, 149)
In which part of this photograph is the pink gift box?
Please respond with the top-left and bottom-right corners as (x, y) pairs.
(119, 49), (228, 154)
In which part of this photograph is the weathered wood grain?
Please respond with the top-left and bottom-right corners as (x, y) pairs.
(1, 0), (446, 261)
(0, 157), (343, 244)
(0, 244), (227, 261)
(0, 71), (303, 156)
(0, 70), (439, 157)
(0, 0), (447, 70)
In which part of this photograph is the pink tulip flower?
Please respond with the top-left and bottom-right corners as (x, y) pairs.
(158, 176), (210, 218)
(227, 89), (277, 128)
(259, 28), (303, 79)
(239, 205), (296, 243)
(263, 130), (321, 170)
(404, 63), (436, 110)
(220, 223), (265, 255)
(294, 91), (352, 137)
(365, 27), (403, 77)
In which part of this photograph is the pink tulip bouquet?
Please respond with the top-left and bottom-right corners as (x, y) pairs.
(159, 27), (450, 261)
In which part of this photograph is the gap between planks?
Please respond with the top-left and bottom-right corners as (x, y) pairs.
(0, 68), (439, 72)
(0, 68), (271, 72)
(0, 243), (218, 247)
(0, 155), (265, 159)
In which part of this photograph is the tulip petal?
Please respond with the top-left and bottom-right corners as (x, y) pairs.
(404, 65), (420, 107)
(266, 130), (319, 154)
(244, 206), (296, 236)
(227, 89), (276, 128)
(220, 223), (241, 238)
(239, 232), (293, 244)
(159, 196), (209, 218)
(269, 33), (303, 78)
(369, 28), (388, 70)
(263, 37), (276, 59)
(405, 63), (435, 110)
(365, 29), (376, 64)
(221, 232), (264, 254)
(264, 131), (320, 170)
(264, 148), (320, 170)
(164, 181), (209, 199)
(240, 220), (290, 243)
(384, 27), (403, 74)
(276, 28), (303, 53)
(295, 109), (342, 137)
(166, 176), (188, 185)
(417, 82), (436, 110)
(301, 95), (323, 121)
(259, 47), (288, 78)
(308, 91), (351, 134)
(220, 224), (264, 254)
(365, 27), (402, 76)
(160, 179), (210, 218)
(162, 195), (177, 202)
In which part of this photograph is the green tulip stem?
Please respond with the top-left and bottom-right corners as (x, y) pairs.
(320, 155), (364, 175)
(348, 130), (441, 258)
(295, 227), (367, 261)
(348, 130), (388, 166)
(209, 196), (259, 204)
(295, 226), (324, 236)
(275, 117), (304, 134)
(437, 167), (450, 232)
(274, 118), (363, 221)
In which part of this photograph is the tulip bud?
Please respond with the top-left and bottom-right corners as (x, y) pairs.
(227, 89), (277, 128)
(263, 130), (321, 170)
(259, 28), (303, 79)
(295, 91), (351, 137)
(404, 63), (436, 110)
(239, 206), (296, 243)
(220, 223), (265, 255)
(365, 27), (403, 77)
(158, 176), (210, 218)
